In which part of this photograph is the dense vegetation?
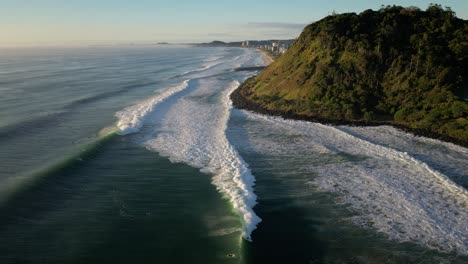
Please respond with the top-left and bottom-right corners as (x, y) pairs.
(234, 5), (468, 144)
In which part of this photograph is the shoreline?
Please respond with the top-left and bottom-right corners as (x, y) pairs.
(230, 83), (468, 148)
(257, 49), (274, 65)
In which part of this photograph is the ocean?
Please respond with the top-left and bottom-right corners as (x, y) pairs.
(0, 46), (467, 263)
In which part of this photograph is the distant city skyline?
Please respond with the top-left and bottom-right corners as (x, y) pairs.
(1, 0), (467, 47)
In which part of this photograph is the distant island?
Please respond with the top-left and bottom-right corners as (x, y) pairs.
(232, 4), (468, 146)
(157, 42), (170, 45)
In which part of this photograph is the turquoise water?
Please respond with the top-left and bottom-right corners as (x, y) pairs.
(0, 46), (467, 263)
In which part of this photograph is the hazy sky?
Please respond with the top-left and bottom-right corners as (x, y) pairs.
(1, 0), (467, 46)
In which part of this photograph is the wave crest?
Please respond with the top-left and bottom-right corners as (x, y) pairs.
(115, 80), (190, 135)
(142, 80), (261, 240)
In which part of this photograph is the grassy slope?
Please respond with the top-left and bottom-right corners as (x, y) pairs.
(236, 5), (468, 143)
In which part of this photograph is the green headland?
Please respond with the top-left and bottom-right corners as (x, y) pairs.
(232, 5), (468, 146)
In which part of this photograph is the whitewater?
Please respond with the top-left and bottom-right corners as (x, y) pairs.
(2, 45), (467, 263)
(229, 110), (468, 255)
(115, 49), (262, 240)
(114, 47), (468, 255)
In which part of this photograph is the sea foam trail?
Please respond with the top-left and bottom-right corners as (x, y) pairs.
(236, 111), (468, 254)
(142, 79), (261, 240)
(113, 49), (262, 239)
(115, 80), (190, 135)
(337, 125), (468, 188)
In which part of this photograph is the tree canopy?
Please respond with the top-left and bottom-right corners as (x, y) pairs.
(236, 5), (468, 143)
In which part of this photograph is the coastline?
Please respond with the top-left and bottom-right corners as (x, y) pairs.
(230, 81), (468, 148)
(258, 49), (274, 65)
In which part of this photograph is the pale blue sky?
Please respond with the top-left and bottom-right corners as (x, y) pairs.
(1, 0), (466, 46)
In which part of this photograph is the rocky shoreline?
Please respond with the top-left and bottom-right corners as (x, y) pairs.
(230, 84), (468, 148)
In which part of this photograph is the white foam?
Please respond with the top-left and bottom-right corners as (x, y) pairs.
(203, 55), (223, 63)
(337, 125), (468, 186)
(180, 61), (223, 76)
(234, 111), (468, 254)
(175, 55), (239, 78)
(115, 79), (190, 135)
(142, 79), (261, 240)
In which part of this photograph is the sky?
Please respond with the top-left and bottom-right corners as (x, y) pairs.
(0, 0), (467, 47)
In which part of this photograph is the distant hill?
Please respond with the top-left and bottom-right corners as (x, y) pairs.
(232, 5), (468, 145)
(195, 39), (295, 47)
(196, 40), (230, 47)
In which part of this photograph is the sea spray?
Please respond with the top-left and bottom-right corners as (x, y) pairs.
(112, 50), (262, 239)
(115, 79), (191, 135)
(138, 79), (261, 240)
(336, 125), (468, 188)
(237, 111), (468, 254)
(213, 80), (261, 240)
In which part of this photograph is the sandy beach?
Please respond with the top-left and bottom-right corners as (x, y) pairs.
(260, 50), (274, 65)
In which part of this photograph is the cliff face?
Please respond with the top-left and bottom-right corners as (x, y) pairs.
(234, 5), (468, 143)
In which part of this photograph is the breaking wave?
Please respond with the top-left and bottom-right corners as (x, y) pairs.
(236, 111), (468, 255)
(115, 79), (191, 135)
(113, 50), (261, 240)
(140, 79), (261, 240)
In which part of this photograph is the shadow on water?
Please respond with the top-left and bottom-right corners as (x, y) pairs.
(0, 136), (243, 264)
(228, 110), (468, 264)
(242, 172), (328, 263)
(238, 152), (468, 264)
